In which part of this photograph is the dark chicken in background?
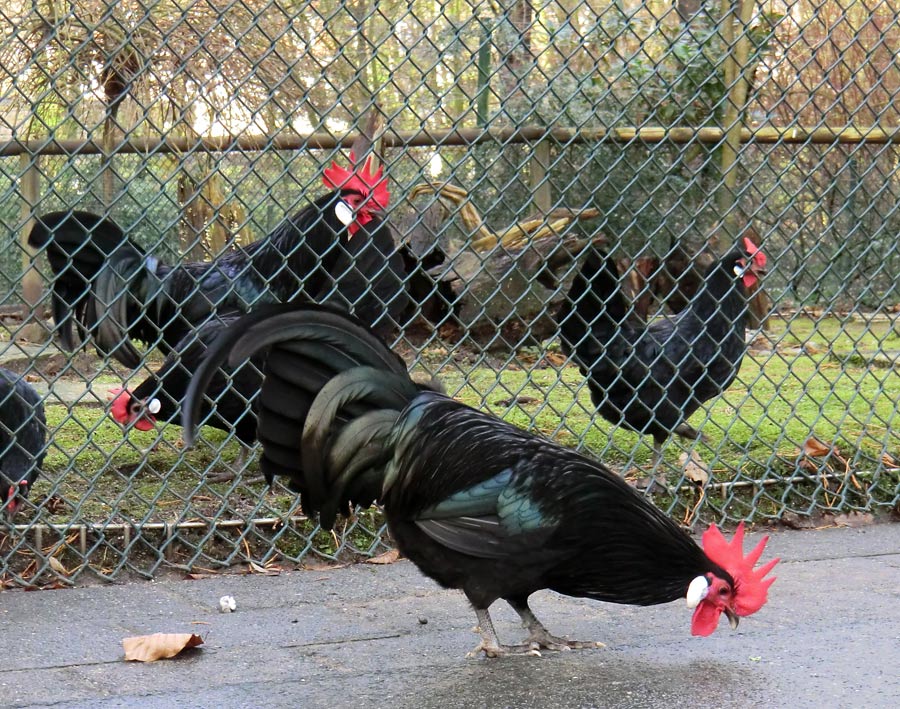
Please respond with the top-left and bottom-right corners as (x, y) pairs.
(182, 305), (778, 656)
(1, 367), (46, 519)
(108, 311), (263, 479)
(27, 150), (409, 369)
(556, 237), (767, 468)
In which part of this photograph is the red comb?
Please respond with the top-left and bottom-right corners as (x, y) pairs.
(322, 151), (390, 210)
(743, 237), (767, 268)
(108, 387), (130, 423)
(702, 522), (779, 616)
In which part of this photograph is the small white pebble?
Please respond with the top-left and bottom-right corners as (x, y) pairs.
(219, 595), (237, 613)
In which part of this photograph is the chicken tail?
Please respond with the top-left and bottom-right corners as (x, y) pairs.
(182, 303), (432, 527)
(556, 246), (628, 365)
(28, 211), (164, 367)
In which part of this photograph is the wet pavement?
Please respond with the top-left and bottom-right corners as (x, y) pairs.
(2, 522), (899, 708)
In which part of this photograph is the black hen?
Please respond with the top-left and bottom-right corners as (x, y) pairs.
(108, 311), (262, 474)
(27, 153), (409, 368)
(1, 368), (46, 518)
(556, 237), (767, 466)
(182, 305), (777, 656)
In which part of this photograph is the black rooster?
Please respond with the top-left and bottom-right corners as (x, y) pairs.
(556, 237), (767, 467)
(1, 367), (46, 519)
(182, 305), (777, 656)
(27, 152), (409, 368)
(108, 311), (262, 478)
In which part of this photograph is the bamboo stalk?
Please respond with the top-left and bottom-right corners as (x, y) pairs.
(3, 124), (899, 159)
(530, 140), (552, 216)
(717, 0), (759, 242)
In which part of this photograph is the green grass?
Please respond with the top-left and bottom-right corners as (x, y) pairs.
(765, 311), (900, 354)
(14, 314), (900, 533)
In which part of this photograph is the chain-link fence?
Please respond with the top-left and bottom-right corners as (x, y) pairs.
(1, 0), (899, 587)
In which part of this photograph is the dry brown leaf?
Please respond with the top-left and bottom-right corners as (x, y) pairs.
(247, 560), (280, 576)
(544, 352), (567, 367)
(365, 549), (401, 565)
(678, 450), (710, 485)
(48, 557), (68, 575)
(122, 633), (203, 662)
(882, 453), (900, 470)
(802, 437), (833, 458)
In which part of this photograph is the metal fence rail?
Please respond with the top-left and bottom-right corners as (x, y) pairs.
(2, 0), (899, 586)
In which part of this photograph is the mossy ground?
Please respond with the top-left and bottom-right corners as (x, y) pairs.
(2, 313), (899, 580)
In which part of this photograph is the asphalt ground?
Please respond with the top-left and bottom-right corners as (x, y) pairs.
(2, 521), (898, 708)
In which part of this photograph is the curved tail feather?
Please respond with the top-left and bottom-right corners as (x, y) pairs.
(183, 304), (432, 524)
(557, 246), (628, 368)
(27, 211), (159, 367)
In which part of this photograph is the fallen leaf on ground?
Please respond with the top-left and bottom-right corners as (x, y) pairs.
(48, 557), (69, 575)
(123, 633), (203, 662)
(802, 437), (833, 458)
(247, 560), (280, 575)
(678, 450), (710, 485)
(543, 352), (567, 366)
(881, 453), (900, 469)
(365, 549), (401, 565)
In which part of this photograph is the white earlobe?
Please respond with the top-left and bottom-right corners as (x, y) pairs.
(734, 263), (749, 277)
(148, 398), (161, 415)
(686, 575), (710, 609)
(335, 200), (354, 226)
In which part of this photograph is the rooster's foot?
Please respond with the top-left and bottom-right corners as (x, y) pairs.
(468, 637), (542, 658)
(509, 598), (605, 652)
(469, 609), (542, 659)
(524, 627), (605, 652)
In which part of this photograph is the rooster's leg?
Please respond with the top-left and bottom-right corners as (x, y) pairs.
(468, 607), (541, 658)
(673, 423), (709, 444)
(507, 598), (605, 652)
(641, 439), (674, 495)
(651, 440), (664, 470)
(206, 445), (264, 484)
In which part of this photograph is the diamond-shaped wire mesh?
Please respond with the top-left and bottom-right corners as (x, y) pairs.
(1, 0), (898, 586)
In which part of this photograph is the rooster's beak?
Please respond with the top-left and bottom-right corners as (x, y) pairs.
(725, 607), (740, 630)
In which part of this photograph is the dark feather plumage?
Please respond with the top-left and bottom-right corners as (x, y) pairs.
(182, 305), (777, 656)
(0, 368), (46, 518)
(27, 188), (410, 368)
(556, 243), (766, 457)
(113, 311), (262, 452)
